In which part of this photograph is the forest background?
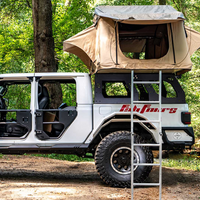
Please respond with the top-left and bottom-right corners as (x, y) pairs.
(0, 0), (200, 146)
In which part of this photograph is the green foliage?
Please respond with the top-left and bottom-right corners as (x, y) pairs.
(0, 2), (34, 73)
(163, 81), (176, 98)
(4, 84), (31, 109)
(162, 155), (200, 171)
(105, 82), (128, 96)
(0, 1), (32, 18)
(52, 0), (93, 73)
(167, 0), (200, 22)
(61, 83), (76, 106)
(178, 51), (200, 138)
(3, 83), (31, 119)
(123, 52), (146, 59)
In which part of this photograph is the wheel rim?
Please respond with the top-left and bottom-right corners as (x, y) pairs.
(110, 147), (139, 175)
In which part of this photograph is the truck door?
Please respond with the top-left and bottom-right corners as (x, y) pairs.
(35, 78), (78, 140)
(34, 74), (93, 143)
(0, 80), (32, 138)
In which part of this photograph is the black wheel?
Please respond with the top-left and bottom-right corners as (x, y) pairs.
(95, 131), (153, 188)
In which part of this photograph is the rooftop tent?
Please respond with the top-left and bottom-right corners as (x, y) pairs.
(63, 5), (200, 74)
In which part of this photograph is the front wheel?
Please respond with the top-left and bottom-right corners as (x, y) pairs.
(95, 131), (153, 188)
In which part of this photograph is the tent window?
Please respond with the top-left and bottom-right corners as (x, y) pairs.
(118, 23), (169, 59)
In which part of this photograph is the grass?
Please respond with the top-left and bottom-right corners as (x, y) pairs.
(32, 153), (94, 162)
(162, 155), (200, 171)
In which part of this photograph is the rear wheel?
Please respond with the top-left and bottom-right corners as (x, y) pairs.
(95, 131), (153, 188)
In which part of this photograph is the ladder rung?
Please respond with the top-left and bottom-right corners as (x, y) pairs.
(133, 81), (160, 84)
(0, 122), (16, 124)
(132, 120), (160, 123)
(133, 183), (160, 186)
(132, 144), (161, 147)
(133, 101), (160, 104)
(43, 122), (61, 124)
(133, 163), (160, 166)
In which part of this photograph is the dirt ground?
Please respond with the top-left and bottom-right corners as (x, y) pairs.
(0, 155), (199, 200)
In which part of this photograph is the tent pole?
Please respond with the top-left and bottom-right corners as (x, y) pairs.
(115, 22), (119, 65)
(170, 23), (176, 64)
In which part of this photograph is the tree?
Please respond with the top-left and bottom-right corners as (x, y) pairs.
(159, 0), (166, 5)
(32, 0), (62, 108)
(0, 1), (34, 73)
(32, 0), (56, 73)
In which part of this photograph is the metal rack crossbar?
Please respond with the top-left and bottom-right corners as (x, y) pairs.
(133, 101), (160, 104)
(132, 120), (160, 123)
(131, 70), (162, 200)
(133, 144), (161, 147)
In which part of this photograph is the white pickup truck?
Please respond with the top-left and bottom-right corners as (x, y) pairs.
(0, 72), (194, 187)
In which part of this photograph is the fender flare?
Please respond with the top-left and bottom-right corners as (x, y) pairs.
(88, 113), (158, 148)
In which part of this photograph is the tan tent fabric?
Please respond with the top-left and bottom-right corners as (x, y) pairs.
(63, 25), (96, 71)
(63, 6), (200, 74)
(185, 26), (200, 56)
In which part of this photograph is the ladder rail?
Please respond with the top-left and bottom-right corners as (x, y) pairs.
(131, 70), (134, 200)
(158, 70), (162, 200)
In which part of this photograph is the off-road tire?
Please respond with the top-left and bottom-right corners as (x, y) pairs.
(95, 131), (153, 188)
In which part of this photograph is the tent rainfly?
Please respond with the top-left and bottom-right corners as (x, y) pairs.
(63, 5), (200, 74)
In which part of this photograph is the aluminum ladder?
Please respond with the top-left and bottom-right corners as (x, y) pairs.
(131, 70), (162, 200)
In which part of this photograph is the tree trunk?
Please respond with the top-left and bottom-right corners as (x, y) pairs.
(179, 0), (187, 19)
(32, 0), (56, 72)
(159, 0), (166, 5)
(32, 0), (62, 108)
